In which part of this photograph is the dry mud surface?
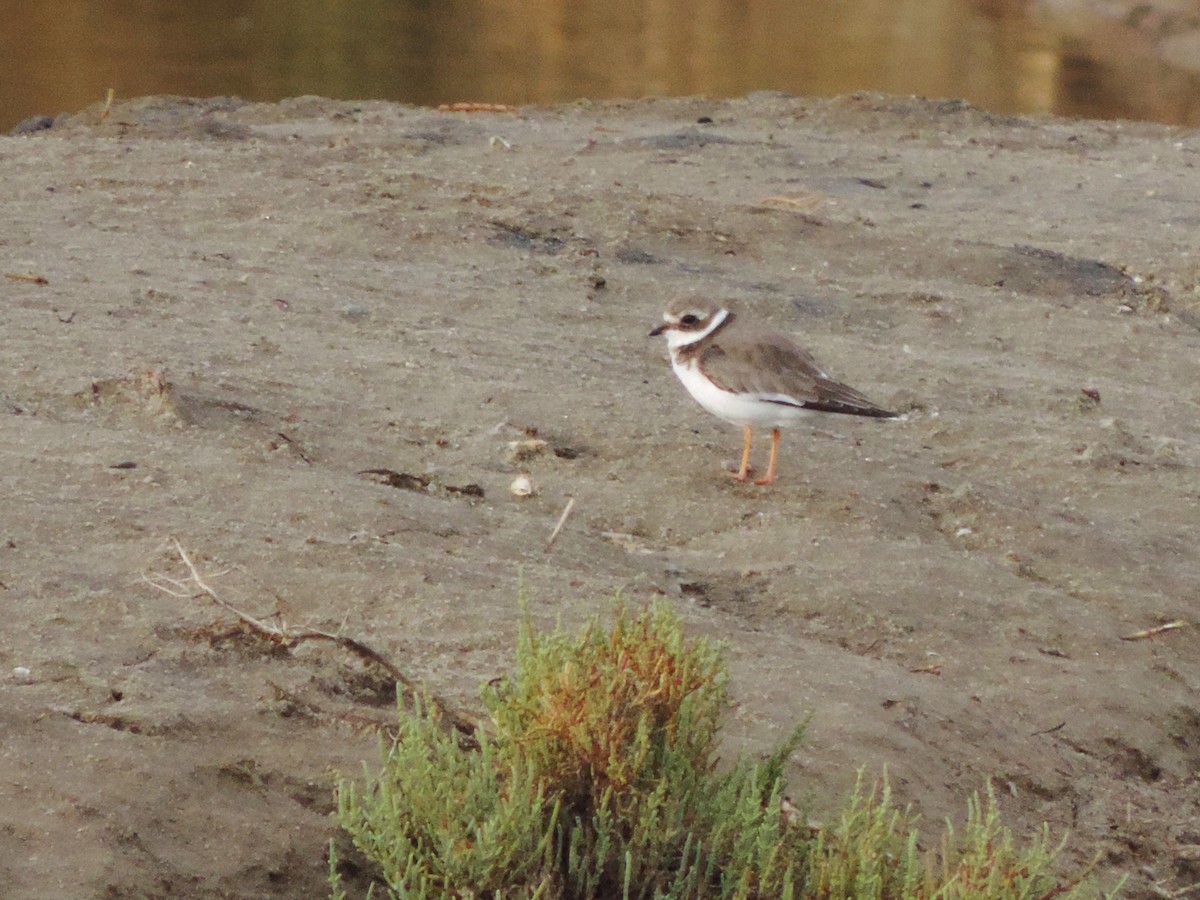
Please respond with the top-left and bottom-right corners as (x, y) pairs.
(2, 93), (1199, 898)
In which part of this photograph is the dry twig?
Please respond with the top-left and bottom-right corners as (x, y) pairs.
(438, 102), (517, 113)
(5, 272), (49, 285)
(755, 194), (825, 211)
(545, 497), (575, 552)
(1120, 620), (1188, 641)
(909, 663), (943, 675)
(145, 538), (480, 744)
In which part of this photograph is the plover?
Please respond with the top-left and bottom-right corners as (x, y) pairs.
(650, 297), (896, 485)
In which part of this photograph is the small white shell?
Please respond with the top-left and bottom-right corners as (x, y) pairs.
(509, 474), (536, 497)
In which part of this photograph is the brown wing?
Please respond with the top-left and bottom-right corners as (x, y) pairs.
(699, 330), (895, 418)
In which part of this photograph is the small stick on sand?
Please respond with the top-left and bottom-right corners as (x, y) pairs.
(545, 497), (575, 552)
(1120, 620), (1187, 641)
(438, 102), (517, 113)
(4, 272), (49, 285)
(99, 88), (116, 122)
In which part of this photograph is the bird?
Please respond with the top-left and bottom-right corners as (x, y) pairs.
(650, 297), (897, 485)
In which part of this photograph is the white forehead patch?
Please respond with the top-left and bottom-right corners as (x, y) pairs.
(665, 307), (728, 349)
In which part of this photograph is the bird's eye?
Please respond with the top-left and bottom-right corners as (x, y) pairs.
(680, 314), (699, 326)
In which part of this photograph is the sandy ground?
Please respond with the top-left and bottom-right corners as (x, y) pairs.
(2, 92), (1198, 898)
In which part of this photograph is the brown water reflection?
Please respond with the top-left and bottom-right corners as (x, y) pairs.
(4, 0), (1200, 130)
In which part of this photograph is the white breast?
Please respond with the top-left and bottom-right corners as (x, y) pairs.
(670, 356), (816, 429)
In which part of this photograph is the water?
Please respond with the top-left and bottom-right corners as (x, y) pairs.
(4, 0), (1200, 131)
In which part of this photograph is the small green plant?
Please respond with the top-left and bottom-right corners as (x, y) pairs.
(333, 600), (1107, 899)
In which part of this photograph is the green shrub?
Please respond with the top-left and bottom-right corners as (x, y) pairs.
(333, 601), (1108, 899)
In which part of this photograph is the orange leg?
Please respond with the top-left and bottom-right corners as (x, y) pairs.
(754, 428), (781, 485)
(732, 425), (753, 481)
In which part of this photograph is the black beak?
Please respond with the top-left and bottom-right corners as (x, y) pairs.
(649, 323), (666, 337)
